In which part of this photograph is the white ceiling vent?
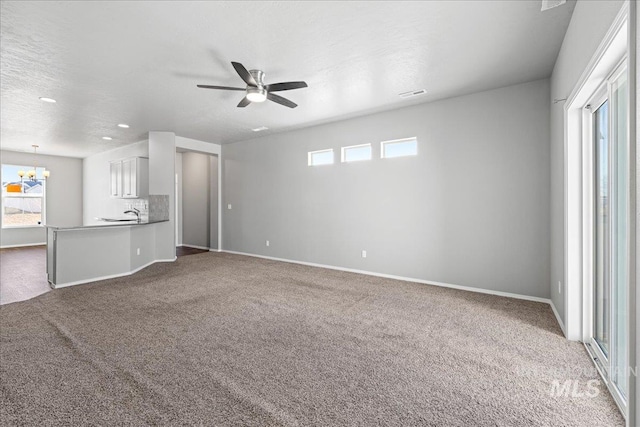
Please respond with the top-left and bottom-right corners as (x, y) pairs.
(399, 89), (427, 98)
(541, 0), (566, 11)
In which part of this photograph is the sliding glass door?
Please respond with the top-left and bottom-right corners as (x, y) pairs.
(586, 61), (628, 410)
(593, 99), (610, 363)
(610, 67), (628, 400)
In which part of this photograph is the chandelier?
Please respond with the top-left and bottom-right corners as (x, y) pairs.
(18, 145), (50, 182)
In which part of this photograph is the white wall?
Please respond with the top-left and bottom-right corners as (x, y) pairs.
(176, 136), (221, 156)
(176, 152), (183, 246)
(82, 140), (148, 223)
(149, 131), (175, 260)
(1, 150), (82, 247)
(633, 1), (639, 423)
(549, 0), (625, 322)
(223, 79), (550, 299)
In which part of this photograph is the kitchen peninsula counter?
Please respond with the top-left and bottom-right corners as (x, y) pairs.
(44, 218), (168, 230)
(45, 218), (173, 288)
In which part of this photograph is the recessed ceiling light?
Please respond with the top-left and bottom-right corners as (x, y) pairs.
(39, 97), (56, 103)
(102, 136), (113, 141)
(117, 123), (130, 128)
(252, 126), (269, 132)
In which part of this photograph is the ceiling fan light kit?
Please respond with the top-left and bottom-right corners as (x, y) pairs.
(246, 87), (267, 103)
(198, 61), (308, 109)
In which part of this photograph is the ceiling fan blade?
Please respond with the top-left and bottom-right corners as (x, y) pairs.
(197, 84), (245, 91)
(267, 92), (297, 108)
(231, 62), (257, 87)
(266, 81), (308, 92)
(237, 97), (251, 108)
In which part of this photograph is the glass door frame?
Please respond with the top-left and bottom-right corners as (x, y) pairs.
(585, 88), (611, 378)
(583, 58), (629, 415)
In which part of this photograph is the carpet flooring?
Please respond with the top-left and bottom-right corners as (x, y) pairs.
(0, 252), (624, 426)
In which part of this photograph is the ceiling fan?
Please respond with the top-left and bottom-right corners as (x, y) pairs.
(197, 62), (308, 109)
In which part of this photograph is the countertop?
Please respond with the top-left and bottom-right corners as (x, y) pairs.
(44, 218), (169, 230)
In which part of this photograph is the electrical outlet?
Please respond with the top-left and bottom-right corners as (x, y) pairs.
(137, 248), (140, 256)
(227, 204), (232, 210)
(558, 281), (562, 294)
(361, 250), (367, 258)
(266, 240), (270, 247)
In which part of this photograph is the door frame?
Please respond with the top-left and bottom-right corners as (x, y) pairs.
(583, 86), (611, 379)
(563, 2), (630, 419)
(174, 138), (222, 251)
(581, 59), (630, 413)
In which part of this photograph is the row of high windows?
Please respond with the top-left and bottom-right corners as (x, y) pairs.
(308, 137), (417, 166)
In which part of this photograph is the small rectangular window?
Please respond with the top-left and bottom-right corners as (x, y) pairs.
(341, 144), (372, 163)
(381, 137), (418, 159)
(308, 149), (334, 166)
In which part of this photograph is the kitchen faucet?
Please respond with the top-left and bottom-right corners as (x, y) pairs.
(124, 207), (141, 221)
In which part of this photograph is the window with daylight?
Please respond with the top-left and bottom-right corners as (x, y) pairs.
(308, 149), (334, 166)
(341, 144), (372, 163)
(381, 137), (418, 159)
(1, 164), (46, 227)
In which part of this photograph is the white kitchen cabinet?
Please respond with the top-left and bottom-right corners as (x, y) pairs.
(110, 157), (149, 198)
(110, 161), (122, 197)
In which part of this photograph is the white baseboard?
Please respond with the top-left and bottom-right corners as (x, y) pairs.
(180, 244), (210, 251)
(52, 257), (177, 289)
(221, 250), (552, 304)
(0, 242), (46, 249)
(550, 301), (566, 336)
(209, 248), (222, 252)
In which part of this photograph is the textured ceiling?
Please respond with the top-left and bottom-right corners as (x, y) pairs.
(0, 1), (575, 158)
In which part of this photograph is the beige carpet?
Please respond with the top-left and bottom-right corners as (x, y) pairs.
(0, 252), (624, 426)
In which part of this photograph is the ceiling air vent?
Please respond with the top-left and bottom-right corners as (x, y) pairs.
(399, 89), (427, 99)
(541, 0), (566, 11)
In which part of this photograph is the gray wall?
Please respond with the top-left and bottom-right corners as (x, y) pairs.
(549, 0), (625, 321)
(223, 79), (550, 299)
(52, 223), (157, 285)
(182, 152), (210, 248)
(177, 151), (219, 250)
(210, 155), (219, 250)
(130, 224), (156, 271)
(1, 150), (83, 247)
(83, 140), (148, 223)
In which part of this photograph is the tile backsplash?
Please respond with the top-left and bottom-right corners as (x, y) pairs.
(123, 199), (149, 219)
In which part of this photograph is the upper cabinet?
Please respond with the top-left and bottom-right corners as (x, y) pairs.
(110, 157), (149, 199)
(110, 161), (122, 197)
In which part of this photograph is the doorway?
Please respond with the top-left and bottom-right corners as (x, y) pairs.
(175, 150), (219, 254)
